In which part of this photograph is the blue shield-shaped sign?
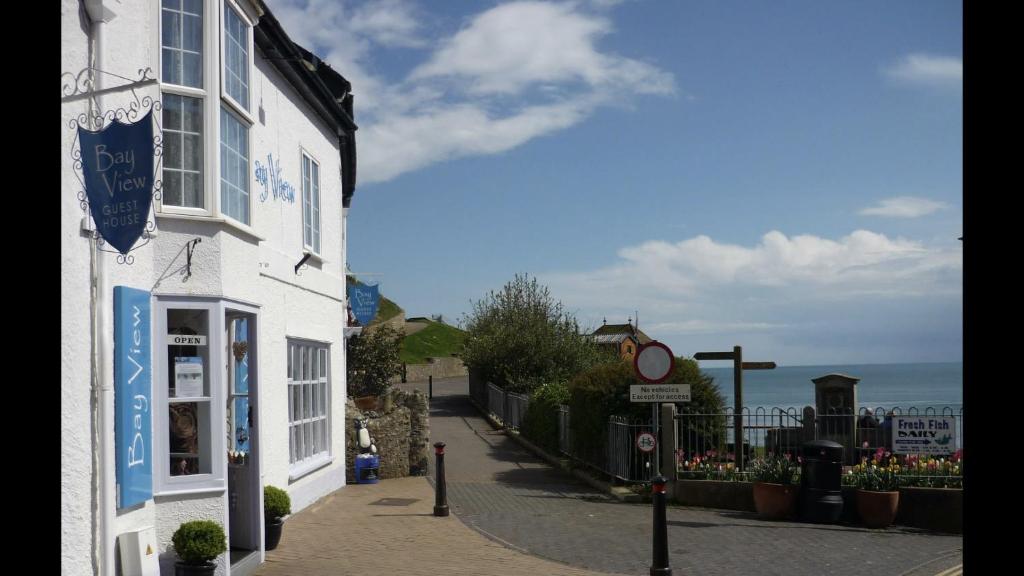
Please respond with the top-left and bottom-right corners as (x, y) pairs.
(348, 284), (380, 326)
(78, 111), (155, 254)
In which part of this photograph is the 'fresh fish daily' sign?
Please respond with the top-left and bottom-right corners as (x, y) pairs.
(78, 111), (155, 254)
(892, 416), (956, 455)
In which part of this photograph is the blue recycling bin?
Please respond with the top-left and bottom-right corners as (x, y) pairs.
(355, 454), (380, 484)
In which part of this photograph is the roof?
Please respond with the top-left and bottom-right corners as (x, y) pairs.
(591, 323), (653, 344)
(811, 373), (861, 385)
(592, 334), (636, 345)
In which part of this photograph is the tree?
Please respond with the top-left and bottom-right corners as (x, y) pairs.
(347, 324), (404, 398)
(461, 274), (605, 393)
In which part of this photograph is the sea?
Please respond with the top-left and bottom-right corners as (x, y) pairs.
(701, 362), (963, 413)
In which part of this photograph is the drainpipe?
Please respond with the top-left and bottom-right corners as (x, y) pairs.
(83, 2), (117, 575)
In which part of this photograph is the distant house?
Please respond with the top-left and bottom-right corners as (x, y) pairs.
(590, 319), (652, 362)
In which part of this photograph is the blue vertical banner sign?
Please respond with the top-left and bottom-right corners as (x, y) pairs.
(114, 286), (152, 509)
(348, 283), (380, 326)
(78, 111), (155, 254)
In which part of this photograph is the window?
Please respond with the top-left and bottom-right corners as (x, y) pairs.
(220, 107), (250, 224)
(223, 1), (250, 110)
(162, 0), (203, 88)
(161, 0), (206, 211)
(154, 299), (226, 494)
(288, 340), (330, 474)
(302, 153), (321, 254)
(162, 95), (204, 208)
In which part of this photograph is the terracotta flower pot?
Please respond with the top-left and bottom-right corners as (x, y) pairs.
(753, 482), (798, 520)
(354, 396), (378, 411)
(856, 489), (899, 528)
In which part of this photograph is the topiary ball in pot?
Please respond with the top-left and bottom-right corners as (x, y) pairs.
(172, 520), (226, 576)
(264, 485), (292, 551)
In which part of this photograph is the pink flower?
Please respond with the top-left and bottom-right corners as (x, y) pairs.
(862, 441), (869, 448)
(784, 453), (792, 461)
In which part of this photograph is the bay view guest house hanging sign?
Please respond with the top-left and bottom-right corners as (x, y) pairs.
(78, 111), (155, 254)
(67, 69), (162, 264)
(348, 283), (381, 326)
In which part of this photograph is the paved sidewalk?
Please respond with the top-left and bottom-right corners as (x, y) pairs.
(253, 476), (623, 576)
(258, 377), (962, 576)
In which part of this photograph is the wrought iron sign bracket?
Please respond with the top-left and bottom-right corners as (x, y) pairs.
(185, 238), (202, 279)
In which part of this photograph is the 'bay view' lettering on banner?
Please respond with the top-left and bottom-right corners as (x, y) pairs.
(114, 286), (153, 508)
(78, 111), (155, 254)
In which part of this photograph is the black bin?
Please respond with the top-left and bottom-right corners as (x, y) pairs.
(799, 439), (844, 523)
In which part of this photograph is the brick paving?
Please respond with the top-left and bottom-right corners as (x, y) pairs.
(253, 476), (620, 576)
(258, 376), (962, 575)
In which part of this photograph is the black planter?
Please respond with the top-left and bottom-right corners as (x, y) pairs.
(175, 561), (217, 576)
(265, 518), (284, 550)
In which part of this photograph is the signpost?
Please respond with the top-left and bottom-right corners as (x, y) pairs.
(633, 341), (676, 476)
(693, 346), (776, 472)
(637, 432), (657, 454)
(630, 384), (691, 403)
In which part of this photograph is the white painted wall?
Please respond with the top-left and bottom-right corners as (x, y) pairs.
(62, 1), (351, 573)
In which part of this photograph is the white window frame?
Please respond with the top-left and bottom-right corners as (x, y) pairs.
(157, 0), (216, 218)
(301, 149), (322, 257)
(153, 297), (227, 496)
(219, 104), (254, 227)
(287, 338), (332, 480)
(216, 0), (256, 231)
(219, 0), (256, 124)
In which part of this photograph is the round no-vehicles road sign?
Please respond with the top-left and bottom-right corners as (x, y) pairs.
(637, 432), (657, 453)
(634, 341), (675, 383)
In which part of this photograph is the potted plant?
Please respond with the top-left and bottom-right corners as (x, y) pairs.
(855, 454), (901, 528)
(264, 485), (292, 551)
(171, 520), (226, 576)
(750, 454), (800, 520)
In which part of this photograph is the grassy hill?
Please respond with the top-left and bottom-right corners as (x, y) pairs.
(399, 320), (467, 364)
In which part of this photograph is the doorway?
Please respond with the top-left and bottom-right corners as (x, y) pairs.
(226, 311), (260, 572)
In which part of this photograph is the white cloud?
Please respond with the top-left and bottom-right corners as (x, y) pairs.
(884, 53), (962, 85)
(541, 230), (962, 345)
(859, 196), (949, 218)
(350, 0), (426, 48)
(266, 0), (675, 184)
(410, 2), (674, 96)
(358, 98), (594, 182)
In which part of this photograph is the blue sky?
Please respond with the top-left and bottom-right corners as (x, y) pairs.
(270, 0), (962, 366)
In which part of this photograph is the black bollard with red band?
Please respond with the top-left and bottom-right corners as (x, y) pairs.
(433, 441), (449, 517)
(650, 475), (672, 576)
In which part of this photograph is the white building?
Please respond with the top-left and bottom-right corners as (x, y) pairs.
(61, 1), (358, 574)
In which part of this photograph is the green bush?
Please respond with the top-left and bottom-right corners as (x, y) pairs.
(521, 381), (570, 453)
(347, 323), (404, 398)
(264, 485), (291, 520)
(172, 520), (226, 566)
(461, 274), (606, 394)
(567, 357), (725, 466)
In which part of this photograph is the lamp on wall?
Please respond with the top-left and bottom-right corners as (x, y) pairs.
(294, 251), (312, 274)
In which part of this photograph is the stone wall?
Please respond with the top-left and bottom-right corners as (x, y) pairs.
(346, 389), (431, 482)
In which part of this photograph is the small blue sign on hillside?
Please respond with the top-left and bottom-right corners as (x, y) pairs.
(78, 112), (155, 254)
(348, 284), (380, 326)
(114, 286), (152, 509)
